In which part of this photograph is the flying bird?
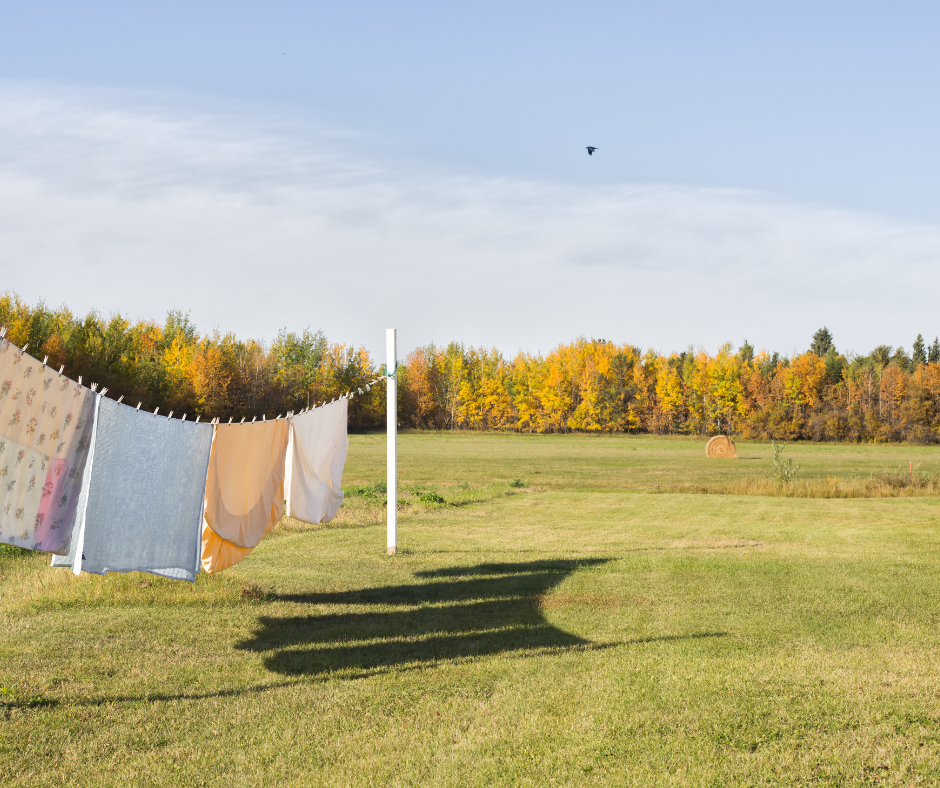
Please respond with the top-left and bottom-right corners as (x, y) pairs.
(586, 146), (598, 156)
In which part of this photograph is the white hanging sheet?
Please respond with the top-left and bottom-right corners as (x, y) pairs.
(285, 398), (349, 525)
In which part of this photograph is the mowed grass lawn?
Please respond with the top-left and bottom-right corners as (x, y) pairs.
(3, 433), (940, 786)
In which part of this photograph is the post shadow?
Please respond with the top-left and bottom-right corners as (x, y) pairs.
(237, 558), (613, 677)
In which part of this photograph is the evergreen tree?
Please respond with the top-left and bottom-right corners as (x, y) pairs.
(930, 337), (940, 364)
(810, 326), (834, 356)
(912, 334), (927, 366)
(737, 339), (754, 364)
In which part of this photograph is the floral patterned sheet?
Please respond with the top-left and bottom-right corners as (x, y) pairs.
(0, 339), (96, 554)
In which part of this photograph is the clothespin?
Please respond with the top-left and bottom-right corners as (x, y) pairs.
(262, 414), (265, 421)
(90, 383), (98, 392)
(195, 415), (200, 423)
(229, 416), (234, 424)
(0, 327), (5, 338)
(358, 388), (363, 395)
(100, 387), (108, 397)
(58, 365), (65, 375)
(167, 411), (174, 419)
(240, 417), (245, 424)
(42, 356), (48, 366)
(181, 413), (187, 421)
(117, 395), (124, 403)
(251, 416), (256, 423)
(153, 407), (159, 417)
(77, 376), (82, 385)
(20, 343), (28, 354)
(136, 402), (142, 410)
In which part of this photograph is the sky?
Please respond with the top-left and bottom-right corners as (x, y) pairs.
(1, 1), (939, 360)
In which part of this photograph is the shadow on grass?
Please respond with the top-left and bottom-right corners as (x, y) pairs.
(235, 558), (727, 678)
(2, 630), (731, 711)
(1, 560), (729, 710)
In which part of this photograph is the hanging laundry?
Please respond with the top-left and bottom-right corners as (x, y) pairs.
(0, 340), (96, 554)
(285, 398), (349, 525)
(201, 418), (289, 573)
(52, 397), (213, 582)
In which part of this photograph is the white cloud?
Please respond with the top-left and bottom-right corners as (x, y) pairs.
(0, 81), (938, 361)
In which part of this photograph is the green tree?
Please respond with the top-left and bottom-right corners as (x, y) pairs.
(811, 327), (834, 356)
(870, 345), (892, 368)
(760, 352), (780, 379)
(737, 339), (754, 365)
(930, 337), (940, 364)
(913, 334), (927, 366)
(824, 349), (845, 384)
(891, 346), (911, 372)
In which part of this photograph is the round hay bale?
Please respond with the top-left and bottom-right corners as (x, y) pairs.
(706, 435), (737, 459)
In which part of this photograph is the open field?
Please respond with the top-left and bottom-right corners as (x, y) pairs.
(3, 434), (940, 786)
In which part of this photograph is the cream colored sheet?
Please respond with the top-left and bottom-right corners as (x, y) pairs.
(285, 398), (348, 525)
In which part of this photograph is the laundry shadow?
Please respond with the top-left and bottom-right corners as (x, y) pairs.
(237, 558), (615, 677)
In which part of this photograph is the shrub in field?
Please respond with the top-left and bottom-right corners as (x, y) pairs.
(771, 440), (799, 484)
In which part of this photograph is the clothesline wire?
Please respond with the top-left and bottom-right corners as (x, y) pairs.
(0, 327), (391, 426)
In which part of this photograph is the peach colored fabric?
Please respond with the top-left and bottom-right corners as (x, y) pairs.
(201, 419), (288, 573)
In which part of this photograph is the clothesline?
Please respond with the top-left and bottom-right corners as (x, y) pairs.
(0, 330), (354, 578)
(0, 326), (388, 425)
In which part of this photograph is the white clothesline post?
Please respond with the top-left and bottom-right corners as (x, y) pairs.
(387, 327), (397, 555)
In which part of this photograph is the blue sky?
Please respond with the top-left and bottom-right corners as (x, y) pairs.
(1, 2), (938, 358)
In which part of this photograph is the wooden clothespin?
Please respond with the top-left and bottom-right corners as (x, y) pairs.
(153, 407), (160, 417)
(181, 413), (186, 422)
(137, 402), (142, 410)
(42, 356), (48, 366)
(240, 417), (245, 424)
(167, 411), (174, 419)
(58, 365), (65, 375)
(117, 395), (124, 403)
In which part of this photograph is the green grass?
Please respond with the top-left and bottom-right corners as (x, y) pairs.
(3, 433), (940, 786)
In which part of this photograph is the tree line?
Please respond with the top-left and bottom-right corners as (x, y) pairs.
(3, 295), (939, 442)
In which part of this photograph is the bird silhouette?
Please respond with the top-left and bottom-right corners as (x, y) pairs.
(586, 146), (598, 156)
